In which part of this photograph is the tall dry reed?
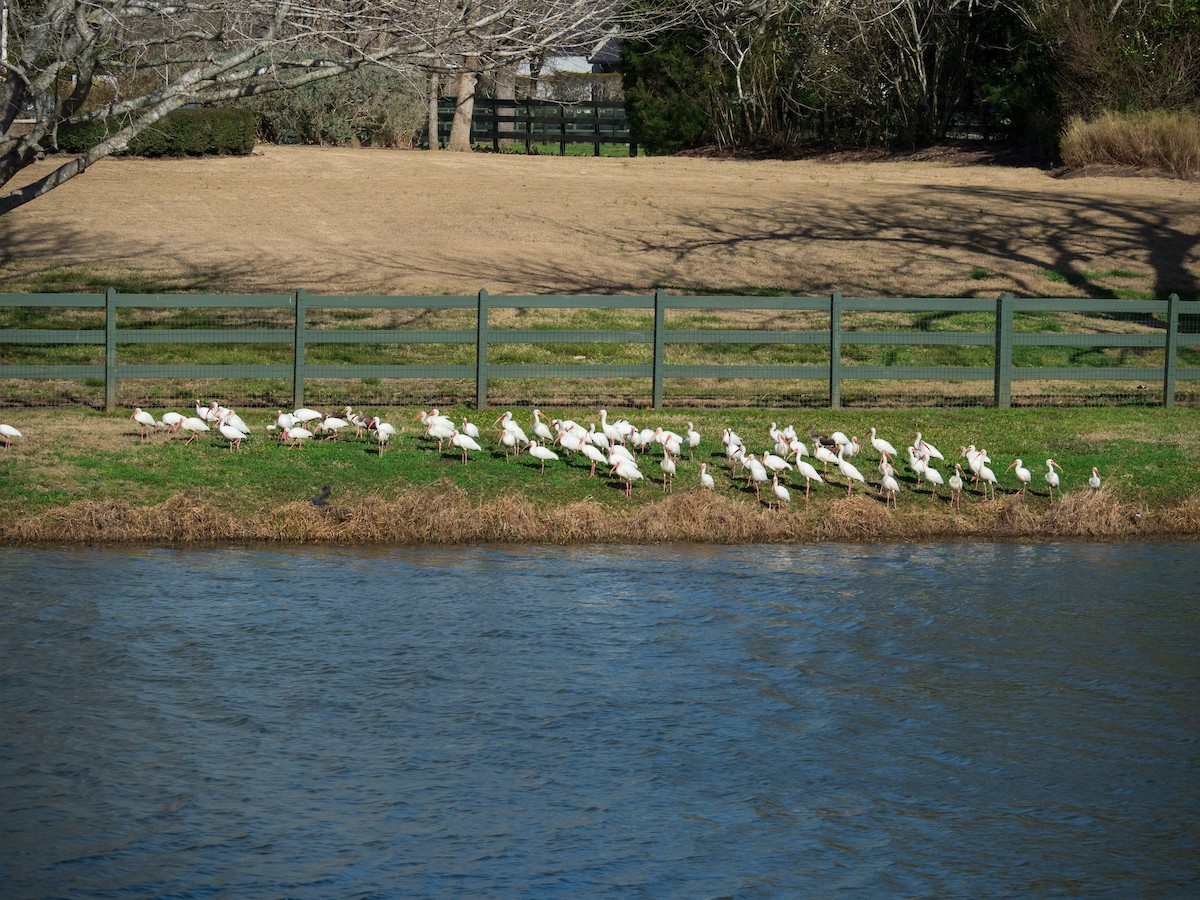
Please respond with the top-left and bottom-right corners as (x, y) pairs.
(1060, 109), (1200, 179)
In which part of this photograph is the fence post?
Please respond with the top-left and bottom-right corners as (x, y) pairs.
(293, 288), (306, 410)
(593, 103), (601, 157)
(104, 287), (117, 412)
(525, 102), (532, 155)
(994, 292), (1014, 409)
(829, 291), (842, 410)
(652, 288), (665, 409)
(476, 288), (490, 409)
(559, 105), (567, 156)
(1164, 292), (1179, 408)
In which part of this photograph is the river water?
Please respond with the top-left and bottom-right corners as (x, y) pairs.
(1, 542), (1197, 897)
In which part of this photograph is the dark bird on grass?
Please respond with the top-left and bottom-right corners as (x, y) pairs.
(807, 424), (837, 449)
(312, 485), (332, 508)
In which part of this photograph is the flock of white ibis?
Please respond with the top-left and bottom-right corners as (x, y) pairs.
(104, 402), (1107, 509)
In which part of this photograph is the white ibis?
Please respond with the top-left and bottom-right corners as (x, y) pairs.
(906, 446), (927, 489)
(461, 418), (481, 441)
(914, 432), (945, 462)
(275, 410), (297, 439)
(1044, 458), (1064, 502)
(771, 474), (790, 511)
(762, 450), (792, 477)
(660, 450), (676, 492)
(977, 460), (998, 501)
(580, 441), (607, 476)
(369, 417), (395, 455)
(686, 422), (701, 459)
(450, 428), (482, 464)
(179, 417), (209, 445)
(869, 427), (897, 459)
(525, 440), (559, 474)
(610, 458), (643, 497)
(949, 464), (965, 510)
(318, 416), (349, 439)
(599, 409), (623, 446)
(841, 436), (862, 461)
(699, 463), (715, 490)
(284, 426), (314, 448)
(0, 423), (23, 448)
(293, 407), (322, 427)
(424, 418), (455, 452)
(531, 410), (554, 444)
(794, 459), (823, 502)
(499, 428), (519, 461)
(1089, 467), (1102, 491)
(837, 446), (866, 495)
(814, 442), (840, 476)
(881, 471), (900, 508)
(219, 418), (249, 451)
(495, 411), (528, 445)
(159, 411), (184, 434)
(131, 407), (156, 440)
(746, 453), (770, 496)
(1007, 458), (1032, 496)
(922, 457), (945, 500)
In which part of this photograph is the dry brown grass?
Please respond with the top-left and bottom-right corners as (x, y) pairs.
(1061, 110), (1200, 179)
(5, 486), (1199, 545)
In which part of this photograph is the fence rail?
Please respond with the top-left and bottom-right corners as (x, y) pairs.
(1, 289), (1197, 410)
(437, 98), (636, 156)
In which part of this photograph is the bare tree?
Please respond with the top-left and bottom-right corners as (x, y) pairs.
(1, 0), (682, 214)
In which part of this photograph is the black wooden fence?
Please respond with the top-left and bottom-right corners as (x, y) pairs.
(436, 98), (635, 156)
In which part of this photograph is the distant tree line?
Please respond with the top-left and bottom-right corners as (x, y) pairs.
(619, 0), (1200, 158)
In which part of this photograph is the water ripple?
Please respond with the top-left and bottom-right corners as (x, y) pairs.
(1, 542), (1198, 896)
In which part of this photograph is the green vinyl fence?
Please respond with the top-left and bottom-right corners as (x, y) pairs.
(0, 289), (1197, 410)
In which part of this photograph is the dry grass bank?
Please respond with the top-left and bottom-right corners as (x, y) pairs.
(4, 486), (1195, 546)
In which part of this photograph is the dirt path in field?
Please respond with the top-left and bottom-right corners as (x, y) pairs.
(2, 144), (1198, 299)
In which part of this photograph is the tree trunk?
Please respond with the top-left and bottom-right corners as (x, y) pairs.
(427, 72), (440, 150)
(448, 71), (478, 152)
(495, 63), (517, 146)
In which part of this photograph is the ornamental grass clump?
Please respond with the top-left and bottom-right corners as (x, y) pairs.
(1060, 110), (1200, 179)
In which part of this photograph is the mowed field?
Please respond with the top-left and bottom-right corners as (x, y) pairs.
(1, 144), (1198, 299)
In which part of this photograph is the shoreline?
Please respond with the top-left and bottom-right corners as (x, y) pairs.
(3, 488), (1196, 546)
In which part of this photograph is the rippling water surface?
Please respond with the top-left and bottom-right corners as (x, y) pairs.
(1, 542), (1197, 896)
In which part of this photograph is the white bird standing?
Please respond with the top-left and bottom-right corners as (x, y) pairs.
(179, 417), (209, 445)
(977, 459), (998, 501)
(922, 457), (945, 500)
(686, 422), (701, 459)
(219, 416), (249, 451)
(1007, 458), (1032, 496)
(599, 409), (623, 446)
(914, 432), (945, 462)
(461, 418), (481, 441)
(949, 464), (965, 511)
(745, 453), (770, 496)
(450, 429), (482, 464)
(159, 411), (184, 434)
(495, 411), (528, 446)
(869, 427), (898, 459)
(131, 407), (156, 440)
(531, 410), (554, 444)
(771, 474), (790, 511)
(699, 463), (715, 490)
(0, 423), (23, 449)
(837, 445), (866, 495)
(1044, 458), (1064, 502)
(525, 440), (559, 474)
(881, 471), (901, 509)
(610, 458), (644, 497)
(1089, 467), (1102, 491)
(284, 426), (314, 449)
(794, 459), (824, 502)
(369, 416), (395, 456)
(292, 407), (323, 427)
(660, 450), (677, 492)
(580, 441), (608, 477)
